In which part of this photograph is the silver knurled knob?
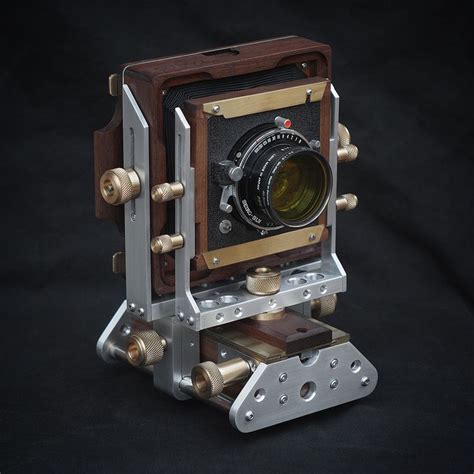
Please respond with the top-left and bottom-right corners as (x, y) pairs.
(336, 193), (358, 211)
(126, 329), (167, 367)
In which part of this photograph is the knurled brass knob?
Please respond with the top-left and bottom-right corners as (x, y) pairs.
(126, 329), (167, 367)
(246, 267), (281, 296)
(311, 293), (338, 318)
(336, 193), (358, 211)
(337, 123), (358, 163)
(151, 182), (184, 203)
(191, 358), (251, 399)
(100, 167), (140, 205)
(150, 234), (184, 254)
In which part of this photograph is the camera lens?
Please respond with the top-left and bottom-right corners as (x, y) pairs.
(232, 127), (332, 230)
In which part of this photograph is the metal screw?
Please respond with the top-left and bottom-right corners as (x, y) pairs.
(177, 311), (184, 321)
(303, 289), (312, 299)
(219, 203), (233, 213)
(330, 379), (339, 389)
(309, 233), (316, 241)
(137, 308), (145, 317)
(187, 316), (195, 326)
(330, 358), (338, 369)
(279, 372), (288, 383)
(301, 62), (307, 69)
(128, 303), (136, 312)
(245, 410), (254, 421)
(361, 376), (370, 387)
(306, 88), (312, 96)
(130, 212), (136, 222)
(279, 394), (288, 405)
(212, 104), (220, 113)
(249, 361), (257, 372)
(220, 349), (227, 359)
(119, 324), (131, 336)
(212, 257), (220, 266)
(162, 89), (167, 96)
(219, 219), (232, 234)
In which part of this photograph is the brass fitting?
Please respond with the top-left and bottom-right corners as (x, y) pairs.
(100, 167), (140, 205)
(337, 123), (358, 163)
(252, 308), (286, 321)
(311, 294), (338, 318)
(191, 358), (251, 399)
(126, 329), (167, 367)
(150, 234), (184, 254)
(151, 182), (184, 203)
(246, 266), (281, 296)
(336, 193), (358, 211)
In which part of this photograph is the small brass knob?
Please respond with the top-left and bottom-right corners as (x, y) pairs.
(100, 168), (140, 205)
(336, 193), (358, 211)
(311, 294), (338, 318)
(151, 182), (184, 203)
(150, 234), (184, 254)
(246, 267), (281, 296)
(337, 123), (358, 163)
(126, 329), (167, 367)
(191, 358), (251, 399)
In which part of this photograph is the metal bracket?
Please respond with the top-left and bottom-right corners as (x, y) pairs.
(229, 342), (378, 432)
(123, 85), (152, 321)
(174, 107), (201, 325)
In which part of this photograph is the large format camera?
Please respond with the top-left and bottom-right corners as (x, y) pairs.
(95, 36), (377, 432)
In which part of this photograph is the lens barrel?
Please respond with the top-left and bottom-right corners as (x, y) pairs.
(232, 127), (332, 230)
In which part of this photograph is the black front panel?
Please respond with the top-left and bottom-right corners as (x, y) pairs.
(207, 101), (321, 251)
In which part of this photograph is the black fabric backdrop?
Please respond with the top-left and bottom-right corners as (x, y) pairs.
(2, 1), (473, 473)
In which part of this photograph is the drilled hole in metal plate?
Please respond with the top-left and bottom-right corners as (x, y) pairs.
(306, 272), (325, 281)
(303, 289), (312, 299)
(215, 312), (224, 322)
(234, 307), (243, 317)
(351, 360), (362, 373)
(119, 324), (131, 336)
(319, 285), (327, 294)
(296, 327), (308, 333)
(199, 299), (220, 308)
(218, 295), (239, 304)
(287, 277), (307, 285)
(300, 381), (316, 401)
(268, 299), (277, 309)
(254, 388), (265, 402)
(300, 349), (320, 367)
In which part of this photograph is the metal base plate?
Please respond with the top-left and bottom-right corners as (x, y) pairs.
(229, 341), (378, 432)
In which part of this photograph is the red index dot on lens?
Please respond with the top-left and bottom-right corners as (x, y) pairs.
(283, 119), (292, 128)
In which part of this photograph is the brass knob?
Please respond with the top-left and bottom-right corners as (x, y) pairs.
(336, 193), (358, 211)
(100, 168), (140, 205)
(191, 358), (251, 399)
(311, 294), (338, 318)
(337, 123), (358, 163)
(151, 182), (184, 203)
(126, 329), (167, 367)
(246, 266), (281, 296)
(150, 234), (184, 254)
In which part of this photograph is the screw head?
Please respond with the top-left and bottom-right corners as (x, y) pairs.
(212, 104), (220, 113)
(128, 303), (136, 312)
(361, 376), (370, 387)
(245, 410), (254, 421)
(330, 379), (339, 390)
(308, 233), (316, 242)
(220, 349), (227, 358)
(330, 358), (338, 369)
(279, 372), (288, 383)
(279, 394), (288, 405)
(212, 257), (220, 266)
(306, 88), (312, 96)
(187, 316), (195, 326)
(301, 62), (307, 69)
(177, 311), (185, 321)
(137, 308), (145, 317)
(219, 219), (232, 234)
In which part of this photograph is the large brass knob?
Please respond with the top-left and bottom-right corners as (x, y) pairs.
(337, 123), (358, 163)
(191, 358), (251, 399)
(100, 168), (140, 205)
(126, 329), (167, 367)
(246, 267), (281, 296)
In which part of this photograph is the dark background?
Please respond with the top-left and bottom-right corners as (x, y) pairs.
(2, 1), (473, 473)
